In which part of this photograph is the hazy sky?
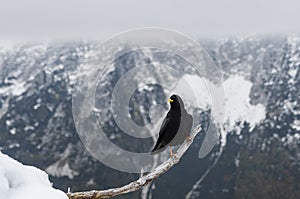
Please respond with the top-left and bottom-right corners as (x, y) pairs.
(0, 0), (299, 41)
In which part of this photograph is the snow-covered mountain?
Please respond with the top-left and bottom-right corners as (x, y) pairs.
(0, 36), (299, 198)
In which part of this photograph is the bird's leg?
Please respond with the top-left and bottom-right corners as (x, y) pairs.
(169, 146), (175, 158)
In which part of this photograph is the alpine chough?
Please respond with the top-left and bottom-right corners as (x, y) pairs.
(151, 94), (193, 155)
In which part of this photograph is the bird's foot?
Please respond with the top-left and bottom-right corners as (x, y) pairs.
(170, 152), (177, 159)
(169, 147), (177, 159)
(185, 136), (193, 143)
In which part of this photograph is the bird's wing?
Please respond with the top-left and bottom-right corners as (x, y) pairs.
(180, 111), (193, 132)
(151, 112), (171, 153)
(169, 112), (193, 146)
(187, 113), (193, 128)
(183, 113), (193, 135)
(158, 111), (171, 135)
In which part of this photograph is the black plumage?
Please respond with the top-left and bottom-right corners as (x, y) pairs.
(151, 94), (193, 155)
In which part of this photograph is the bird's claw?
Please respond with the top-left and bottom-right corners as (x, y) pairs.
(170, 152), (177, 159)
(185, 136), (193, 143)
(169, 147), (177, 159)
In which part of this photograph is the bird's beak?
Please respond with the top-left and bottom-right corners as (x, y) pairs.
(168, 99), (174, 103)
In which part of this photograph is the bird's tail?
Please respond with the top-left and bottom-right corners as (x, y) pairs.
(150, 142), (166, 155)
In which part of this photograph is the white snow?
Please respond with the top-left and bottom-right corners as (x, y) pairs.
(33, 103), (41, 110)
(5, 120), (12, 126)
(177, 74), (266, 147)
(45, 145), (78, 179)
(173, 75), (212, 110)
(222, 75), (266, 132)
(9, 128), (16, 135)
(285, 133), (300, 145)
(46, 161), (78, 180)
(288, 67), (298, 78)
(0, 151), (68, 199)
(0, 80), (28, 97)
(24, 126), (35, 131)
(171, 74), (213, 118)
(220, 76), (265, 146)
(291, 120), (300, 131)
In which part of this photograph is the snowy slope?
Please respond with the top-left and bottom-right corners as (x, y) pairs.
(0, 151), (67, 199)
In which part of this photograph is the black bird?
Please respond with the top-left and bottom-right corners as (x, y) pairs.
(151, 94), (193, 156)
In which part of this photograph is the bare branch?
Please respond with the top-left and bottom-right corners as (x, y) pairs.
(67, 125), (202, 199)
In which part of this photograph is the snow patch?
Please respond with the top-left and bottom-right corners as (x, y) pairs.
(0, 80), (28, 97)
(45, 145), (78, 179)
(177, 74), (266, 147)
(9, 128), (16, 135)
(173, 74), (212, 110)
(223, 75), (266, 132)
(0, 151), (67, 199)
(46, 160), (78, 179)
(291, 120), (300, 131)
(24, 126), (35, 131)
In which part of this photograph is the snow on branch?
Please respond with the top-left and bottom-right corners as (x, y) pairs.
(67, 124), (202, 199)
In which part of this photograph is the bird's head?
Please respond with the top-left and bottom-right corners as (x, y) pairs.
(168, 94), (182, 109)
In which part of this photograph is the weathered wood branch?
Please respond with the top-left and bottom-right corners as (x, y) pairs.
(67, 124), (202, 199)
